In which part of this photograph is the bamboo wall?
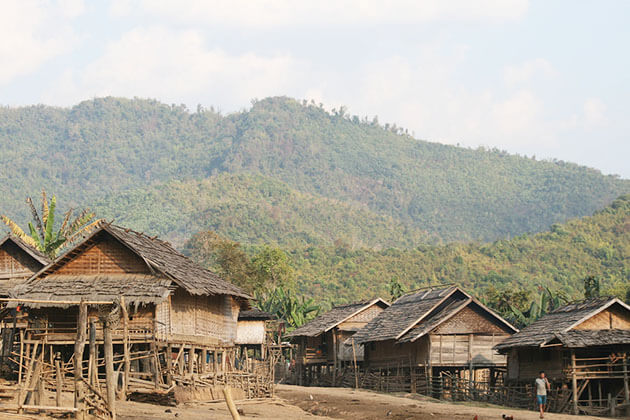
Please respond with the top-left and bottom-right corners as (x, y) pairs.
(169, 289), (239, 344)
(575, 306), (630, 330)
(0, 243), (42, 281)
(236, 320), (266, 345)
(507, 347), (565, 381)
(365, 337), (430, 368)
(56, 238), (148, 275)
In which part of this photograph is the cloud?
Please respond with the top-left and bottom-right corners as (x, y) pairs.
(43, 26), (304, 107)
(112, 0), (529, 26)
(504, 58), (557, 85)
(0, 0), (82, 85)
(583, 98), (607, 127)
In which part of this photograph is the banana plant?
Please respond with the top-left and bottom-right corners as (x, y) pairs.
(1, 190), (102, 258)
(509, 286), (568, 327)
(255, 286), (320, 330)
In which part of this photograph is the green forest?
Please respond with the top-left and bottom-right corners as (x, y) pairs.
(185, 194), (630, 321)
(1, 96), (628, 247)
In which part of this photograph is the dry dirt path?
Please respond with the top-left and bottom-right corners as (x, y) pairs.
(276, 384), (612, 420)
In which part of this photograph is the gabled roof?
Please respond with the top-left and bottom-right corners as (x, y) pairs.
(495, 297), (630, 351)
(353, 285), (517, 345)
(352, 285), (460, 344)
(238, 308), (276, 321)
(15, 223), (250, 305)
(0, 235), (50, 266)
(287, 298), (389, 338)
(12, 274), (172, 308)
(548, 329), (630, 348)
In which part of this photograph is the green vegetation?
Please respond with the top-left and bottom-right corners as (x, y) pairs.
(1, 190), (100, 257)
(1, 97), (628, 247)
(185, 195), (630, 314)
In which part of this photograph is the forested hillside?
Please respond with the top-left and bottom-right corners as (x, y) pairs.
(186, 194), (630, 308)
(1, 96), (628, 246)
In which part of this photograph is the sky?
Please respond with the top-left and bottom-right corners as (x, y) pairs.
(1, 0), (629, 178)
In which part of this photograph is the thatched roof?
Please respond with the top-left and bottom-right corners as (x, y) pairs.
(353, 285), (517, 344)
(287, 298), (389, 338)
(238, 308), (275, 321)
(0, 235), (50, 266)
(495, 297), (630, 351)
(12, 223), (250, 307)
(12, 274), (172, 308)
(550, 329), (630, 348)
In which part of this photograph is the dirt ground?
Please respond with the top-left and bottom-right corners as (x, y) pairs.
(113, 384), (612, 420)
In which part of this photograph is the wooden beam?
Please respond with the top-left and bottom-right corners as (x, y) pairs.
(103, 317), (116, 419)
(120, 296), (130, 400)
(571, 350), (578, 415)
(74, 300), (88, 420)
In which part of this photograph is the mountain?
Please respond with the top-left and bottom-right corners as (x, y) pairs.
(218, 194), (628, 306)
(93, 173), (430, 248)
(1, 96), (628, 246)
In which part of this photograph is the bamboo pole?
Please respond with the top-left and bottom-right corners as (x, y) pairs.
(55, 354), (63, 407)
(103, 318), (116, 420)
(571, 351), (578, 415)
(74, 300), (88, 420)
(166, 344), (173, 385)
(120, 296), (130, 400)
(222, 387), (241, 420)
(351, 339), (359, 390)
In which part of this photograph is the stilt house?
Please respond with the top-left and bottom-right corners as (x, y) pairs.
(494, 297), (630, 415)
(8, 223), (254, 390)
(0, 235), (49, 297)
(236, 308), (276, 359)
(352, 286), (517, 379)
(287, 298), (389, 384)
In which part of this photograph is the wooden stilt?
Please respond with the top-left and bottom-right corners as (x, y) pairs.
(332, 330), (337, 387)
(201, 348), (207, 374)
(55, 354), (63, 407)
(120, 296), (130, 400)
(103, 316), (116, 420)
(166, 344), (173, 385)
(189, 346), (196, 375)
(74, 300), (88, 420)
(623, 353), (630, 415)
(571, 351), (578, 415)
(88, 321), (96, 386)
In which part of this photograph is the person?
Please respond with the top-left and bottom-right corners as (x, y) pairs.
(535, 371), (550, 418)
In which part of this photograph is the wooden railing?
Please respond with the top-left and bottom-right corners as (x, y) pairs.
(26, 320), (154, 342)
(567, 354), (630, 380)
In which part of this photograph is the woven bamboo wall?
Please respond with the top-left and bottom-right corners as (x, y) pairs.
(433, 305), (511, 335)
(574, 305), (630, 330)
(56, 238), (149, 275)
(365, 337), (429, 368)
(169, 289), (238, 344)
(236, 320), (265, 345)
(338, 303), (386, 332)
(430, 333), (509, 366)
(0, 243), (41, 280)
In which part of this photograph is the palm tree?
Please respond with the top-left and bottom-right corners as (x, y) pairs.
(1, 190), (102, 258)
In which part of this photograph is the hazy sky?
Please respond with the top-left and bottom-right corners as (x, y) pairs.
(2, 0), (628, 177)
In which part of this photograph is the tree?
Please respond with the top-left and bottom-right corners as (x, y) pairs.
(250, 246), (294, 291)
(255, 287), (320, 330)
(388, 277), (405, 301)
(1, 190), (101, 258)
(184, 231), (256, 292)
(584, 276), (600, 299)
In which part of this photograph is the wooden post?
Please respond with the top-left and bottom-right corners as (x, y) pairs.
(351, 338), (359, 390)
(55, 353), (63, 407)
(74, 300), (88, 420)
(623, 353), (630, 415)
(332, 330), (337, 387)
(571, 351), (578, 415)
(103, 316), (116, 420)
(189, 346), (196, 375)
(18, 329), (24, 384)
(201, 348), (207, 374)
(120, 296), (130, 399)
(88, 321), (96, 386)
(222, 387), (241, 420)
(166, 344), (173, 385)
